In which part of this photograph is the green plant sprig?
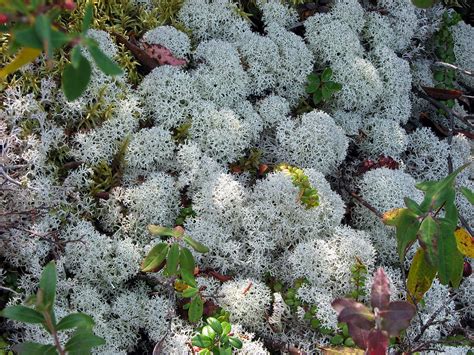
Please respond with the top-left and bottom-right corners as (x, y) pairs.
(1, 262), (105, 355)
(1, 1), (123, 101)
(192, 317), (243, 355)
(141, 225), (209, 323)
(306, 67), (342, 106)
(276, 164), (320, 209)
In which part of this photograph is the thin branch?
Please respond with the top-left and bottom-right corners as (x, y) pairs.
(414, 87), (474, 130)
(432, 62), (474, 77)
(0, 285), (20, 295)
(412, 293), (457, 346)
(349, 191), (383, 219)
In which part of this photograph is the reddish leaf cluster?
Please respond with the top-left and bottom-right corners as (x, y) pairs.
(142, 43), (187, 67)
(332, 268), (415, 355)
(359, 155), (399, 174)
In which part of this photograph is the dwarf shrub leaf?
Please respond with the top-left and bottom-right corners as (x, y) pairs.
(165, 243), (180, 275)
(87, 43), (123, 76)
(407, 248), (437, 303)
(62, 55), (91, 101)
(1, 306), (45, 324)
(56, 313), (95, 331)
(141, 243), (169, 272)
(188, 296), (203, 323)
(39, 261), (57, 310)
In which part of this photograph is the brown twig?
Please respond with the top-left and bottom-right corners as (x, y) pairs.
(242, 282), (253, 295)
(349, 191), (383, 219)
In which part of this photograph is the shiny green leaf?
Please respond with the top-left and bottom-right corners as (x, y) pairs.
(183, 235), (209, 253)
(206, 317), (222, 335)
(202, 325), (216, 340)
(141, 243), (169, 272)
(418, 216), (439, 265)
(191, 334), (212, 348)
(56, 313), (95, 331)
(165, 243), (180, 275)
(228, 337), (243, 349)
(321, 67), (333, 81)
(179, 247), (195, 274)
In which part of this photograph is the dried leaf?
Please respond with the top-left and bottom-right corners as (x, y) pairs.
(321, 347), (365, 354)
(143, 43), (187, 66)
(422, 86), (463, 100)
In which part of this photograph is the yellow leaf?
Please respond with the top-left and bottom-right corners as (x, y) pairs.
(0, 48), (42, 80)
(382, 208), (405, 226)
(321, 347), (364, 355)
(407, 248), (437, 304)
(174, 280), (188, 292)
(454, 228), (474, 258)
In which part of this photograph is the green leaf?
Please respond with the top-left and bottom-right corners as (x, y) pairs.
(141, 243), (169, 272)
(39, 261), (57, 310)
(418, 216), (440, 265)
(34, 15), (51, 57)
(179, 247), (195, 274)
(221, 321), (231, 336)
(206, 317), (222, 335)
(64, 330), (105, 352)
(191, 334), (212, 348)
(1, 305), (45, 324)
(183, 235), (209, 253)
(188, 296), (204, 323)
(406, 248), (437, 303)
(82, 2), (94, 34)
(384, 208), (420, 263)
(305, 82), (318, 94)
(312, 90), (323, 105)
(12, 342), (57, 355)
(165, 243), (180, 275)
(202, 325), (216, 340)
(321, 85), (332, 101)
(182, 287), (199, 298)
(321, 67), (333, 81)
(86, 42), (123, 76)
(404, 197), (423, 215)
(56, 313), (95, 331)
(61, 55), (91, 101)
(437, 219), (464, 287)
(411, 0), (437, 8)
(13, 27), (43, 49)
(307, 72), (319, 83)
(460, 186), (474, 205)
(50, 29), (69, 50)
(228, 337), (243, 349)
(199, 349), (211, 355)
(180, 268), (197, 288)
(71, 46), (82, 69)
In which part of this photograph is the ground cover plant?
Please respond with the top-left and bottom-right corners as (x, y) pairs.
(0, 0), (473, 354)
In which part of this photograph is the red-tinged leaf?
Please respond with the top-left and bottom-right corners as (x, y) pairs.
(366, 329), (389, 355)
(379, 301), (415, 337)
(332, 299), (374, 330)
(346, 323), (371, 350)
(143, 43), (187, 66)
(371, 268), (390, 311)
(421, 86), (463, 100)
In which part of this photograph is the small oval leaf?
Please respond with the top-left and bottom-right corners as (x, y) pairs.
(165, 243), (180, 275)
(183, 235), (209, 253)
(141, 243), (169, 272)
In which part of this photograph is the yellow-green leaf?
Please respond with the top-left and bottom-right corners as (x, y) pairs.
(141, 243), (169, 272)
(0, 47), (42, 80)
(454, 228), (474, 258)
(407, 248), (437, 304)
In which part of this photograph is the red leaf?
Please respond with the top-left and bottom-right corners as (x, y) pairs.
(366, 329), (389, 355)
(347, 322), (371, 349)
(380, 301), (416, 337)
(371, 268), (390, 311)
(421, 86), (463, 100)
(143, 43), (187, 67)
(332, 299), (374, 330)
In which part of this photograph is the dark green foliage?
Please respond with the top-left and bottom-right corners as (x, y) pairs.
(1, 262), (104, 355)
(306, 67), (342, 105)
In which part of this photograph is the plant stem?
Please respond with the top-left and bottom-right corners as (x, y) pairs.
(43, 311), (66, 355)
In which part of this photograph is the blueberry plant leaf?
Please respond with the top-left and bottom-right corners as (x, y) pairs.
(366, 329), (389, 355)
(56, 313), (95, 331)
(61, 54), (91, 101)
(379, 301), (416, 336)
(418, 215), (439, 266)
(460, 186), (474, 205)
(370, 268), (390, 311)
(407, 248), (437, 303)
(437, 219), (463, 287)
(1, 305), (45, 324)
